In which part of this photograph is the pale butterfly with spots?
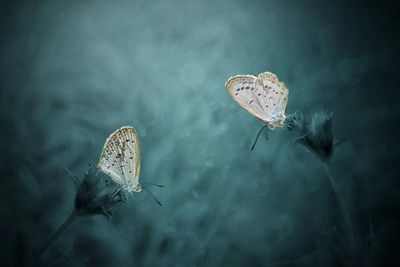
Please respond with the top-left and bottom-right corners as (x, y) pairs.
(97, 126), (162, 205)
(225, 71), (289, 149)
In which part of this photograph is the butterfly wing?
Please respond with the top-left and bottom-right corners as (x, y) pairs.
(225, 72), (289, 129)
(225, 74), (269, 124)
(257, 72), (289, 128)
(97, 126), (141, 187)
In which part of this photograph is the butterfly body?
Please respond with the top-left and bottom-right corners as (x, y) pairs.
(124, 183), (143, 193)
(225, 71), (289, 129)
(97, 126), (142, 193)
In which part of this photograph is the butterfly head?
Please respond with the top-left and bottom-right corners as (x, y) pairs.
(267, 122), (276, 130)
(266, 114), (287, 130)
(126, 183), (143, 193)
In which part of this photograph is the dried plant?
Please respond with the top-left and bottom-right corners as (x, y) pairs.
(286, 111), (358, 264)
(34, 165), (125, 258)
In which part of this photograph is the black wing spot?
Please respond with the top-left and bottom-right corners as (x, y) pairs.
(249, 100), (254, 104)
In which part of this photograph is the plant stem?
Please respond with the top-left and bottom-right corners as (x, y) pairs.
(36, 210), (78, 257)
(323, 162), (356, 249)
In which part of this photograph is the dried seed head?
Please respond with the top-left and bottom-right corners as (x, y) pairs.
(287, 111), (336, 161)
(73, 165), (125, 220)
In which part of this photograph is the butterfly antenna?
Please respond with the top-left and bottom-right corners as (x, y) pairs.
(142, 182), (164, 187)
(142, 186), (162, 206)
(250, 125), (267, 151)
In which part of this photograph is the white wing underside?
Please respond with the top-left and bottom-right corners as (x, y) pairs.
(225, 71), (289, 129)
(97, 126), (141, 188)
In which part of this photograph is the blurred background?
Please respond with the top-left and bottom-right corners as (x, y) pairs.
(0, 0), (399, 266)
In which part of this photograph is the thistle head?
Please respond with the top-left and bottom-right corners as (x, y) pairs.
(285, 111), (307, 132)
(73, 165), (125, 220)
(286, 111), (337, 161)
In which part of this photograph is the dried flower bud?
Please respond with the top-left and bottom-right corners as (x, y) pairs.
(74, 165), (125, 220)
(286, 111), (337, 161)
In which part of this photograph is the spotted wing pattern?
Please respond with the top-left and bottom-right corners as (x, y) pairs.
(225, 74), (264, 122)
(97, 126), (141, 188)
(258, 72), (289, 128)
(225, 71), (289, 129)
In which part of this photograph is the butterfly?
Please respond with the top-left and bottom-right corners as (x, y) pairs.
(97, 126), (162, 205)
(225, 71), (289, 149)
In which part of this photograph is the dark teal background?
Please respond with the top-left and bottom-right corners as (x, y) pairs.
(1, 0), (399, 266)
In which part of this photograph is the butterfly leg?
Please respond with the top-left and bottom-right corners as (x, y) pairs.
(111, 187), (122, 199)
(264, 126), (269, 140)
(101, 207), (112, 220)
